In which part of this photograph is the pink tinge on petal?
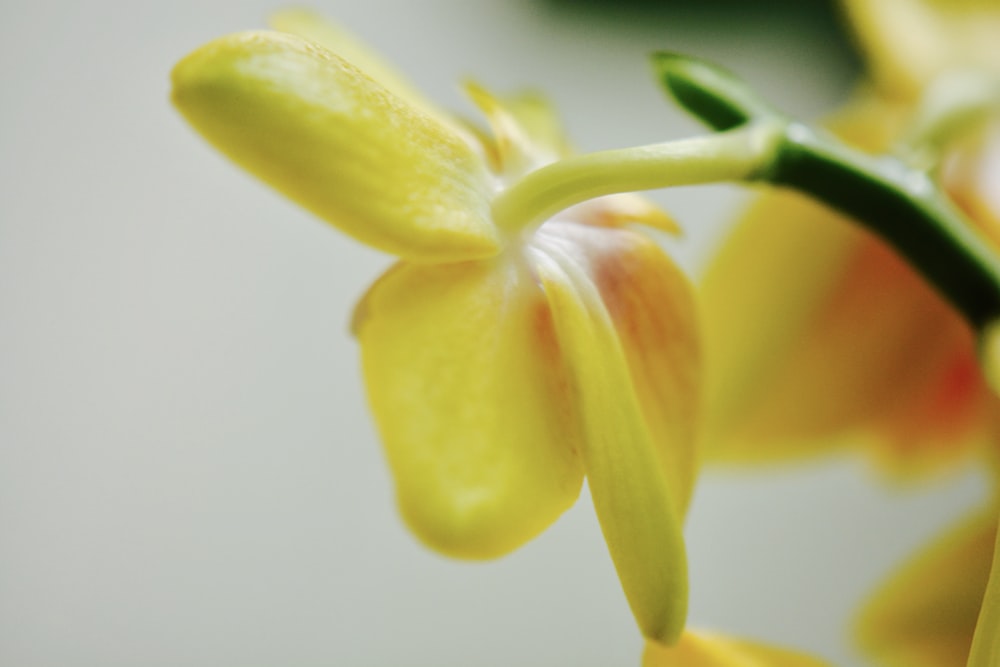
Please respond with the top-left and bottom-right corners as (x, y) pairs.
(532, 220), (700, 516)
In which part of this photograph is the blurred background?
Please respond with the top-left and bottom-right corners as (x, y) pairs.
(0, 1), (988, 665)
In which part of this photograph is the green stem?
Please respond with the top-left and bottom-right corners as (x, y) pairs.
(491, 124), (782, 234)
(655, 52), (1000, 332)
(755, 122), (1000, 330)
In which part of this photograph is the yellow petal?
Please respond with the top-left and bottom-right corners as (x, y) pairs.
(463, 81), (557, 177)
(969, 512), (1000, 667)
(268, 8), (448, 123)
(531, 222), (696, 643)
(643, 631), (831, 667)
(542, 221), (700, 514)
(495, 88), (571, 161)
(945, 120), (1000, 244)
(171, 31), (499, 262)
(842, 0), (1000, 100)
(855, 507), (997, 667)
(355, 257), (584, 559)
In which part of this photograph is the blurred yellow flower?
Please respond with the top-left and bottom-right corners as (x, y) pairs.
(171, 9), (699, 644)
(700, 0), (1000, 665)
(702, 0), (1000, 476)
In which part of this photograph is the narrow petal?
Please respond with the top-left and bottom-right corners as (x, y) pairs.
(531, 223), (696, 643)
(643, 631), (831, 666)
(842, 0), (1000, 100)
(463, 82), (557, 177)
(355, 257), (584, 559)
(969, 512), (1000, 667)
(172, 31), (499, 262)
(855, 507), (997, 667)
(540, 220), (700, 514)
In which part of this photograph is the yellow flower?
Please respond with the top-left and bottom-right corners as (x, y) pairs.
(701, 0), (1000, 476)
(701, 96), (1000, 476)
(171, 9), (699, 644)
(855, 504), (998, 667)
(699, 1), (1000, 665)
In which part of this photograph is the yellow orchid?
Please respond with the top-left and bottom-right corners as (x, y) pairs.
(172, 9), (703, 644)
(701, 0), (1000, 475)
(696, 1), (1000, 665)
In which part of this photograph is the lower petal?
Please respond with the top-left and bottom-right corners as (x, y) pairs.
(355, 257), (584, 560)
(531, 226), (694, 643)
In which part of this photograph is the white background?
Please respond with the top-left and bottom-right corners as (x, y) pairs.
(0, 1), (988, 665)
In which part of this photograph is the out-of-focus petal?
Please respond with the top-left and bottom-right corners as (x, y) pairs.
(643, 631), (831, 666)
(354, 257), (584, 559)
(969, 512), (1000, 667)
(700, 98), (1000, 474)
(531, 221), (697, 643)
(841, 0), (1000, 100)
(171, 31), (499, 262)
(856, 506), (997, 667)
(945, 120), (1000, 242)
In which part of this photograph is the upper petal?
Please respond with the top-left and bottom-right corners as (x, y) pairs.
(268, 8), (445, 120)
(530, 222), (698, 643)
(643, 631), (831, 666)
(172, 31), (499, 262)
(855, 506), (997, 667)
(354, 256), (584, 559)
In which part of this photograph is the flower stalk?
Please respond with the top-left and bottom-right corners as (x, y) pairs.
(491, 123), (783, 233)
(655, 52), (1000, 336)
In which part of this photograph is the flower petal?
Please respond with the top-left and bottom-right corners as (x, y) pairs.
(969, 512), (1000, 667)
(855, 507), (997, 667)
(945, 120), (1000, 242)
(842, 0), (1000, 100)
(268, 8), (449, 124)
(531, 222), (697, 643)
(354, 257), (584, 559)
(463, 82), (560, 177)
(172, 31), (499, 262)
(643, 631), (831, 666)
